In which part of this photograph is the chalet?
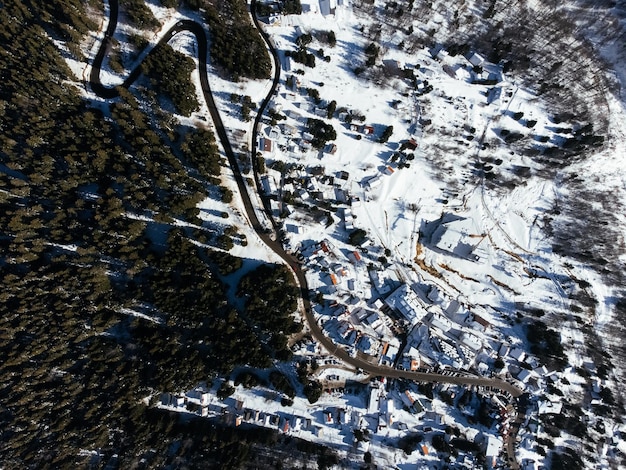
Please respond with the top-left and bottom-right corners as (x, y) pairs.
(460, 332), (482, 351)
(362, 125), (375, 135)
(342, 208), (354, 230)
(268, 126), (280, 139)
(282, 55), (291, 71)
(430, 314), (452, 332)
(334, 187), (349, 203)
(384, 284), (425, 325)
(368, 387), (381, 414)
(509, 348), (526, 362)
(383, 58), (403, 71)
(260, 175), (277, 195)
(366, 174), (381, 189)
(430, 214), (486, 261)
(298, 102), (313, 113)
(280, 123), (297, 136)
(429, 44), (447, 61)
(262, 137), (273, 153)
(324, 143), (338, 155)
(319, 0), (336, 16)
(465, 52), (485, 67)
(443, 64), (457, 79)
(472, 314), (491, 330)
(348, 250), (362, 264)
(310, 166), (325, 176)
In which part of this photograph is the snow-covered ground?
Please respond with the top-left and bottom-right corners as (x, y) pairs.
(66, 0), (626, 468)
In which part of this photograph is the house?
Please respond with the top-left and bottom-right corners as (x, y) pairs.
(262, 137), (273, 153)
(348, 250), (362, 264)
(509, 348), (526, 362)
(368, 387), (381, 414)
(366, 174), (381, 188)
(484, 435), (502, 458)
(280, 123), (297, 136)
(472, 314), (491, 330)
(319, 0), (336, 16)
(362, 125), (375, 135)
(384, 284), (426, 325)
(460, 332), (482, 351)
(465, 52), (485, 67)
(517, 368), (532, 384)
(324, 143), (338, 155)
(282, 55), (291, 71)
(430, 214), (486, 261)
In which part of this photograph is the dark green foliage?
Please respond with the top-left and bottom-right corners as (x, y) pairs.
(379, 125), (394, 143)
(0, 1), (309, 466)
(365, 42), (379, 66)
(234, 370), (262, 388)
(142, 43), (200, 116)
(551, 447), (585, 470)
(398, 433), (423, 454)
(307, 87), (321, 103)
(269, 371), (296, 398)
(289, 47), (316, 67)
(241, 95), (256, 121)
(181, 128), (221, 177)
(238, 264), (302, 357)
(306, 118), (337, 149)
(283, 0), (303, 14)
(303, 380), (323, 403)
(326, 31), (336, 47)
(526, 320), (566, 368)
(348, 228), (367, 246)
(326, 100), (337, 118)
(207, 249), (243, 276)
(431, 434), (451, 453)
(204, 0), (271, 80)
(296, 33), (313, 47)
(120, 0), (160, 29)
(217, 381), (236, 399)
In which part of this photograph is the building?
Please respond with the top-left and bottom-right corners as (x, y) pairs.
(430, 214), (486, 261)
(385, 284), (426, 325)
(262, 137), (273, 153)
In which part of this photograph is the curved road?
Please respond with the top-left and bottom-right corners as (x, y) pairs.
(90, 2), (522, 466)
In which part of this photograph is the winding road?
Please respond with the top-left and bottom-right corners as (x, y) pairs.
(90, 2), (523, 467)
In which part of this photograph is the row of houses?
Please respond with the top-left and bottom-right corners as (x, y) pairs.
(160, 388), (328, 436)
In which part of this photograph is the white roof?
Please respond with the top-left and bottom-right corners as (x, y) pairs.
(384, 284), (425, 324)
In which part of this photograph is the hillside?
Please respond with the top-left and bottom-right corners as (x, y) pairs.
(2, 0), (626, 468)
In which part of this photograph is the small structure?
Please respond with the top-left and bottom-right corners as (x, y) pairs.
(262, 137), (273, 153)
(385, 284), (426, 325)
(465, 52), (485, 67)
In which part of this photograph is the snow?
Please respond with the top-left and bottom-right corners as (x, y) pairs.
(62, 0), (626, 468)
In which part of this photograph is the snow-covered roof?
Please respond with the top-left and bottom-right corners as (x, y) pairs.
(384, 284), (426, 324)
